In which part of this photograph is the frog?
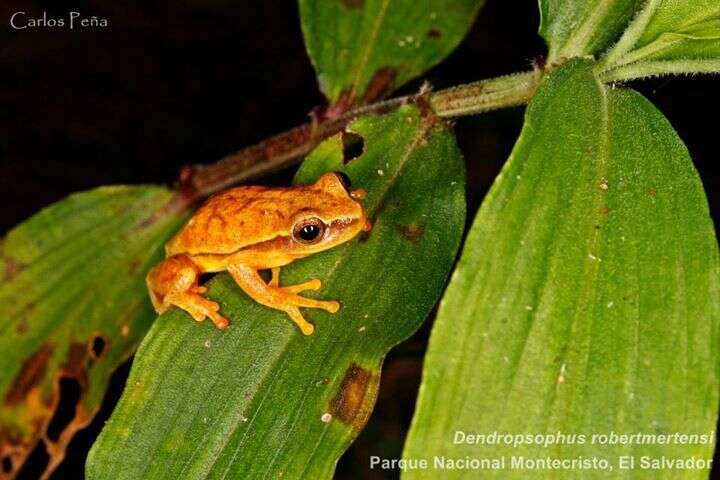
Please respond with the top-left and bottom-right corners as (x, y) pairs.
(146, 172), (371, 335)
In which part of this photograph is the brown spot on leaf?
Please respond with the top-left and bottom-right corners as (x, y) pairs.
(0, 337), (101, 479)
(341, 0), (364, 8)
(600, 206), (609, 216)
(15, 314), (30, 335)
(399, 223), (425, 242)
(1, 387), (51, 478)
(362, 67), (398, 104)
(61, 344), (89, 389)
(2, 257), (24, 282)
(0, 443), (26, 480)
(5, 344), (54, 405)
(427, 29), (442, 39)
(648, 188), (657, 198)
(127, 259), (142, 276)
(329, 363), (378, 431)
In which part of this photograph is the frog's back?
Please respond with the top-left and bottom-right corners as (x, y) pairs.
(166, 185), (304, 256)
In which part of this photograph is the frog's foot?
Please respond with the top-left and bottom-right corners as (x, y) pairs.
(268, 269), (321, 293)
(164, 291), (230, 330)
(146, 255), (229, 330)
(278, 287), (339, 312)
(282, 278), (322, 293)
(269, 268), (281, 287)
(285, 307), (315, 336)
(228, 264), (339, 335)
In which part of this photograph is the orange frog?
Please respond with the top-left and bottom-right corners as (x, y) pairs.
(146, 172), (370, 335)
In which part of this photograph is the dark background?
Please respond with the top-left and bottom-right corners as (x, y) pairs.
(1, 1), (717, 479)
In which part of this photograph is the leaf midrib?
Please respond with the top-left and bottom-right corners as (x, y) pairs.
(349, 0), (391, 98)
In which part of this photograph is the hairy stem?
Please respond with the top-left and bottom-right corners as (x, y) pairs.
(430, 71), (540, 117)
(184, 70), (541, 201)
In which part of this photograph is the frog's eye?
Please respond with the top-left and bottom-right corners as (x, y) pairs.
(292, 217), (326, 244)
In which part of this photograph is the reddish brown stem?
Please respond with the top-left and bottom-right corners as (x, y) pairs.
(184, 95), (412, 202)
(178, 70), (540, 206)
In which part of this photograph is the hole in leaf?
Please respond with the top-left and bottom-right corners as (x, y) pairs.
(89, 335), (107, 359)
(49, 358), (133, 478)
(15, 439), (48, 479)
(46, 377), (82, 443)
(2, 456), (12, 474)
(341, 131), (364, 164)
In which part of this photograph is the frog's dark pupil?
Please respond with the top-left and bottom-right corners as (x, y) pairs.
(299, 224), (320, 241)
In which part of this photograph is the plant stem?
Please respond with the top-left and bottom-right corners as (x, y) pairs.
(430, 71), (539, 117)
(185, 70), (540, 201)
(187, 96), (409, 199)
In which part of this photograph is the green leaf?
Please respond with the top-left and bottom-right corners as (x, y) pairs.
(0, 186), (187, 477)
(86, 105), (465, 479)
(299, 0), (484, 105)
(404, 60), (719, 479)
(599, 0), (720, 81)
(539, 0), (643, 61)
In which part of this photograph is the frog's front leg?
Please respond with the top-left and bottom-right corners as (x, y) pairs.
(146, 254), (230, 330)
(227, 263), (339, 335)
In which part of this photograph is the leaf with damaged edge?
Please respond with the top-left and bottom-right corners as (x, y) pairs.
(86, 104), (465, 479)
(404, 60), (719, 479)
(299, 0), (483, 105)
(539, 0), (643, 62)
(0, 186), (187, 479)
(599, 0), (720, 81)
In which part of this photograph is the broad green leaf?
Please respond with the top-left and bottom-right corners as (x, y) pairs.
(539, 0), (643, 61)
(0, 186), (187, 477)
(300, 0), (483, 105)
(86, 105), (465, 479)
(404, 60), (719, 479)
(600, 0), (720, 81)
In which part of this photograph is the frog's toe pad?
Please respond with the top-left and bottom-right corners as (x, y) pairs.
(212, 315), (230, 330)
(324, 300), (340, 313)
(300, 322), (314, 335)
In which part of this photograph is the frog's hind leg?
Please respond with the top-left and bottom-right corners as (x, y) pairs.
(146, 254), (229, 330)
(228, 264), (338, 335)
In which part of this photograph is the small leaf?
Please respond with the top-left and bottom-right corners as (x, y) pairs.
(404, 60), (719, 479)
(86, 105), (465, 479)
(539, 0), (643, 61)
(600, 0), (720, 81)
(0, 186), (187, 478)
(299, 0), (484, 105)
